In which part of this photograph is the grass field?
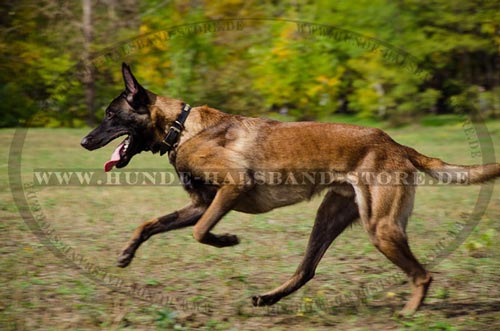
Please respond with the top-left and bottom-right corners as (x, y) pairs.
(1, 118), (499, 330)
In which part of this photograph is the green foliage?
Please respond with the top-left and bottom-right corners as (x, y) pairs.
(154, 307), (185, 330)
(464, 228), (496, 255)
(1, 0), (499, 127)
(398, 317), (458, 331)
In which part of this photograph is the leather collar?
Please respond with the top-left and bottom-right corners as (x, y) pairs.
(159, 103), (191, 155)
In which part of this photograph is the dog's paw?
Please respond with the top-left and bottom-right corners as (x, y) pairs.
(116, 251), (134, 268)
(217, 233), (240, 247)
(251, 294), (279, 307)
(395, 308), (416, 318)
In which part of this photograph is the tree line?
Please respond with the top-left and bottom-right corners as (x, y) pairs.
(1, 0), (499, 127)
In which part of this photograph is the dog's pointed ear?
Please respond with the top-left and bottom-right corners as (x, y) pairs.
(122, 62), (140, 94)
(121, 63), (149, 110)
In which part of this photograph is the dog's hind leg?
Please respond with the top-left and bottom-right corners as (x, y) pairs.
(252, 187), (359, 306)
(117, 203), (206, 267)
(365, 184), (432, 316)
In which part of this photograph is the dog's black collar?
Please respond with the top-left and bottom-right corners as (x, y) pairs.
(159, 103), (191, 156)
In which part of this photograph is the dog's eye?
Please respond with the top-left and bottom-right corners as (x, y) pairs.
(106, 111), (115, 119)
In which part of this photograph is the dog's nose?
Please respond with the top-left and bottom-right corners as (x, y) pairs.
(81, 136), (92, 149)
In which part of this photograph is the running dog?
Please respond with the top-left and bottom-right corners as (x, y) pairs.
(81, 63), (500, 315)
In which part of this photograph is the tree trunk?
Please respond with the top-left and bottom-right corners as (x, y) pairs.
(374, 82), (386, 117)
(106, 0), (117, 21)
(82, 0), (96, 126)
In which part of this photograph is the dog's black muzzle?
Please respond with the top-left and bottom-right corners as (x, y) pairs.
(81, 122), (128, 151)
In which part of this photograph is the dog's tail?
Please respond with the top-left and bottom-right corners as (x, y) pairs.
(405, 146), (500, 184)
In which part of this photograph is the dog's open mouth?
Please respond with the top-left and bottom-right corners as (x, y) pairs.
(104, 136), (133, 172)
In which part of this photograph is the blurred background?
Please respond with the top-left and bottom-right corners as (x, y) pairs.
(1, 0), (499, 127)
(2, 2), (500, 331)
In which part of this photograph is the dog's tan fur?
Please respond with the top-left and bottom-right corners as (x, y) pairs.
(110, 93), (500, 315)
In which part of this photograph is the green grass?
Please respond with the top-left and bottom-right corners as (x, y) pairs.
(1, 119), (500, 330)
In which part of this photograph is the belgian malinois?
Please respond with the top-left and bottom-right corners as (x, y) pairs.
(81, 63), (500, 315)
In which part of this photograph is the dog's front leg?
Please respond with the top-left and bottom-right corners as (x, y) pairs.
(192, 185), (242, 247)
(117, 203), (206, 267)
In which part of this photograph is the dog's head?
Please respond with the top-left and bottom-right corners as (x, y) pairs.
(81, 63), (158, 171)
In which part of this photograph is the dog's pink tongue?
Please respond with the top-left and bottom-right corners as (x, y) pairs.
(104, 141), (124, 172)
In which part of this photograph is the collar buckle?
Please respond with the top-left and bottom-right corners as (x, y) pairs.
(159, 103), (191, 156)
